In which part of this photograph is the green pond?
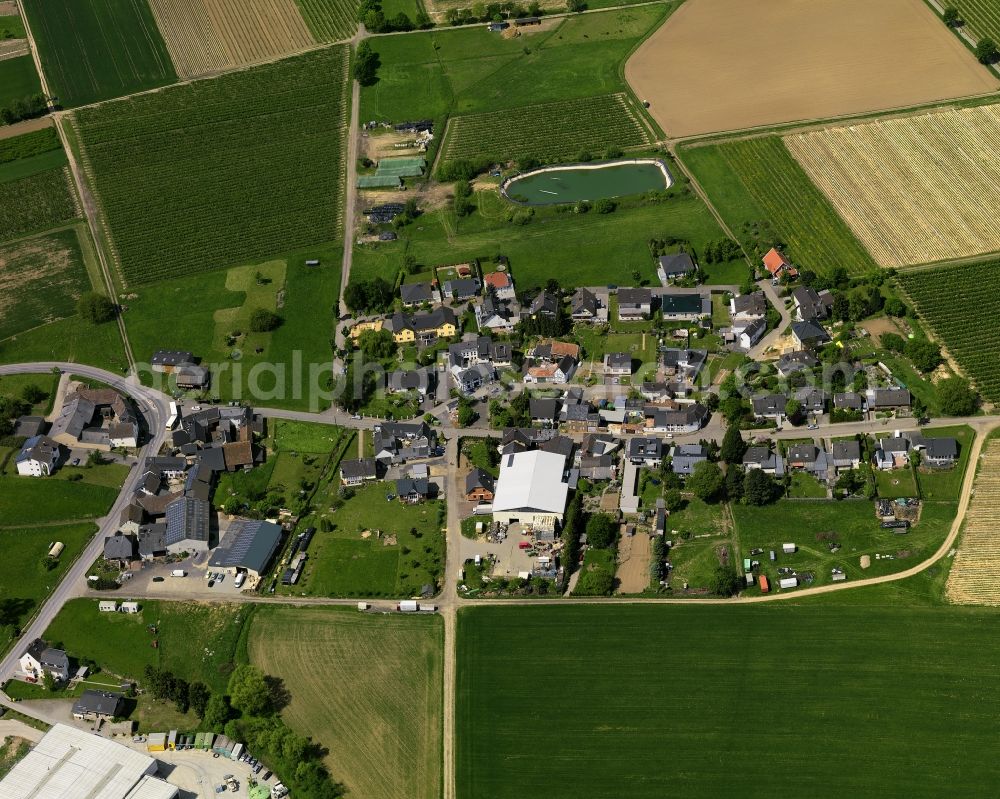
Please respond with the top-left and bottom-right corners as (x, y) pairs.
(504, 161), (670, 205)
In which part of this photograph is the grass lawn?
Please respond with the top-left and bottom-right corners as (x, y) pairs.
(700, 257), (750, 285)
(272, 418), (347, 454)
(788, 471), (829, 498)
(571, 546), (616, 595)
(679, 137), (875, 275)
(248, 606), (442, 799)
(0, 55), (41, 108)
(875, 466), (919, 499)
(42, 598), (252, 695)
(0, 461), (129, 526)
(457, 602), (1000, 799)
(291, 482), (446, 597)
(573, 327), (657, 365)
(0, 523), (94, 654)
(360, 7), (668, 122)
(0, 370), (59, 414)
(733, 499), (957, 590)
(353, 191), (728, 292)
(123, 249), (342, 410)
(22, 0), (175, 107)
(665, 534), (728, 592)
(916, 425), (974, 501)
(460, 437), (499, 476)
(665, 495), (730, 536)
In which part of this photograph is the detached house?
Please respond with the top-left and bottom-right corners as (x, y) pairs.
(465, 468), (495, 501)
(874, 436), (911, 470)
(743, 446), (784, 476)
(776, 350), (819, 377)
(659, 292), (710, 321)
(528, 290), (560, 318)
(617, 288), (652, 321)
(484, 270), (516, 300)
(792, 286), (834, 321)
(441, 277), (481, 302)
(604, 352), (633, 377)
(730, 292), (767, 323)
(752, 393), (787, 422)
(670, 444), (708, 475)
(524, 355), (576, 384)
(832, 440), (862, 472)
(791, 320), (830, 349)
(475, 292), (519, 333)
(19, 638), (70, 683)
(762, 247), (797, 280)
(385, 307), (457, 346)
(15, 435), (61, 477)
(400, 282), (440, 307)
(340, 457), (379, 486)
(657, 252), (697, 283)
(785, 443), (830, 479)
(627, 437), (664, 466)
(866, 388), (911, 411)
(570, 288), (603, 323)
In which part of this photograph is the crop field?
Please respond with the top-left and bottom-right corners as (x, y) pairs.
(441, 93), (653, 168)
(294, 0), (357, 41)
(21, 0), (175, 107)
(626, 0), (997, 138)
(43, 599), (250, 694)
(249, 607), (442, 799)
(786, 105), (1000, 268)
(0, 127), (65, 184)
(360, 6), (667, 123)
(0, 523), (93, 654)
(681, 136), (875, 274)
(0, 55), (41, 109)
(0, 167), (79, 243)
(458, 603), (1000, 799)
(947, 439), (1000, 604)
(945, 0), (1000, 42)
(147, 0), (314, 78)
(73, 46), (349, 285)
(898, 262), (1000, 402)
(0, 228), (91, 340)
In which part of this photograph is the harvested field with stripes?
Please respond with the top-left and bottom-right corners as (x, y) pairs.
(147, 0), (315, 78)
(947, 438), (1000, 605)
(440, 93), (653, 169)
(785, 105), (1000, 267)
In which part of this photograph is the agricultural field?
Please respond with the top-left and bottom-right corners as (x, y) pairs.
(0, 523), (94, 654)
(352, 190), (733, 291)
(0, 127), (66, 184)
(733, 498), (958, 590)
(122, 248), (342, 410)
(147, 0), (314, 79)
(943, 0), (1000, 43)
(947, 437), (1000, 604)
(626, 0), (997, 138)
(42, 598), (251, 695)
(0, 457), (129, 526)
(898, 261), (1000, 402)
(73, 46), (349, 286)
(291, 482), (446, 597)
(249, 607), (442, 799)
(680, 136), (875, 274)
(294, 0), (358, 41)
(786, 104), (1000, 267)
(360, 6), (666, 125)
(0, 167), (79, 242)
(0, 228), (91, 340)
(0, 55), (41, 109)
(458, 603), (1000, 799)
(441, 93), (653, 168)
(21, 0), (175, 107)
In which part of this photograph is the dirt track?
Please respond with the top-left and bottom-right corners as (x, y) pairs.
(626, 0), (998, 138)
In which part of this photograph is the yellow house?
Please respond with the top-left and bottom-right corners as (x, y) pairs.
(349, 319), (384, 340)
(385, 307), (457, 346)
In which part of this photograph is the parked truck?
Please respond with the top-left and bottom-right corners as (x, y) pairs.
(418, 604), (437, 613)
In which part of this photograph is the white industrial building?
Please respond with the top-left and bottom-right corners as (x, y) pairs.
(0, 724), (178, 799)
(491, 450), (569, 530)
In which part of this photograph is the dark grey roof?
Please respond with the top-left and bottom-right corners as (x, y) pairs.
(571, 288), (598, 317)
(627, 437), (663, 459)
(25, 638), (68, 672)
(868, 388), (911, 407)
(786, 444), (819, 463)
(743, 447), (773, 466)
(465, 468), (495, 494)
(165, 495), (211, 547)
(834, 392), (864, 410)
(832, 440), (861, 461)
(922, 437), (959, 460)
(208, 519), (282, 574)
(791, 320), (830, 345)
(618, 288), (651, 307)
(12, 416), (46, 438)
(658, 252), (696, 275)
(731, 292), (767, 316)
(400, 282), (434, 304)
(606, 352), (632, 369)
(137, 523), (167, 557)
(539, 435), (574, 461)
(777, 350), (819, 372)
(528, 291), (559, 316)
(752, 394), (786, 414)
(389, 367), (433, 393)
(529, 398), (560, 420)
(396, 477), (431, 497)
(73, 689), (123, 717)
(341, 458), (378, 480)
(104, 533), (137, 561)
(659, 293), (708, 316)
(15, 435), (60, 465)
(151, 350), (194, 367)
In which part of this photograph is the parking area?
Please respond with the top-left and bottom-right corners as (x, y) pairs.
(125, 553), (248, 600)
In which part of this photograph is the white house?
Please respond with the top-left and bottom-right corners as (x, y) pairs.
(19, 638), (70, 682)
(491, 450), (570, 530)
(15, 435), (61, 477)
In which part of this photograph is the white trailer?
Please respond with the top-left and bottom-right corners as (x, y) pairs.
(121, 601), (140, 613)
(398, 600), (419, 612)
(165, 402), (179, 430)
(418, 604), (437, 613)
(99, 601), (118, 613)
(782, 543), (796, 554)
(779, 577), (798, 589)
(171, 569), (186, 578)
(357, 602), (371, 611)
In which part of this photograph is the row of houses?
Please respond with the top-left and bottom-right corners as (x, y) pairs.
(752, 387), (913, 422)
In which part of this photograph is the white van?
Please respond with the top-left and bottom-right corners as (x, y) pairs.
(171, 569), (186, 578)
(234, 573), (246, 588)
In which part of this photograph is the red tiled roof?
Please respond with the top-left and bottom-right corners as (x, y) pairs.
(484, 272), (511, 289)
(762, 248), (798, 277)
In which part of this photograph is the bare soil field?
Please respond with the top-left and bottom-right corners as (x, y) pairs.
(947, 440), (1000, 604)
(615, 531), (651, 593)
(147, 0), (315, 79)
(785, 103), (1000, 267)
(626, 0), (998, 138)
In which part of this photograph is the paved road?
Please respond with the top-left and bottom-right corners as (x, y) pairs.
(0, 363), (169, 684)
(748, 279), (791, 359)
(337, 36), (364, 347)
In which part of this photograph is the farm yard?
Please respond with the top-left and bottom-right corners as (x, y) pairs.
(626, 0), (997, 138)
(440, 93), (653, 168)
(249, 606), (442, 799)
(458, 603), (1000, 799)
(947, 437), (1000, 604)
(680, 136), (874, 274)
(294, 0), (358, 41)
(146, 0), (315, 78)
(0, 228), (91, 340)
(21, 0), (175, 107)
(0, 168), (79, 246)
(899, 261), (1000, 402)
(786, 104), (1000, 267)
(72, 45), (349, 286)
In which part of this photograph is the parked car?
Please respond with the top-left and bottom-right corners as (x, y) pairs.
(152, 576), (164, 582)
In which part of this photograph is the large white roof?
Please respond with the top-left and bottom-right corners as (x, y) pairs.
(0, 723), (175, 799)
(491, 450), (569, 515)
